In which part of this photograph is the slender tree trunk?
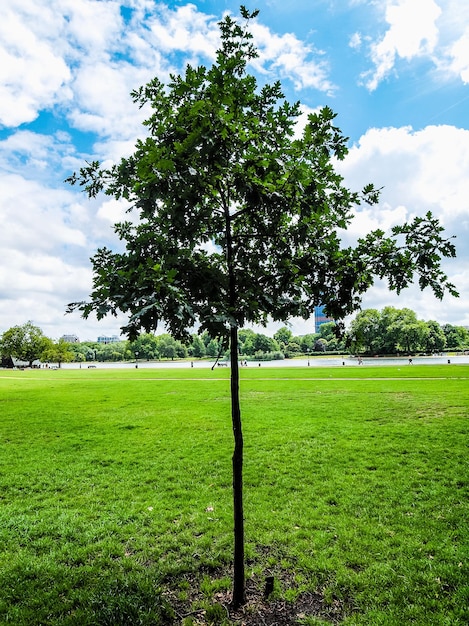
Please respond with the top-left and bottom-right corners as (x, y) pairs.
(223, 193), (245, 607)
(230, 324), (245, 608)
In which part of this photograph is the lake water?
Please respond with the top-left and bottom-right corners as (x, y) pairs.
(61, 354), (469, 369)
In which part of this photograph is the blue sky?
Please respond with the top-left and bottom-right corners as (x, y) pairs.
(1, 0), (468, 340)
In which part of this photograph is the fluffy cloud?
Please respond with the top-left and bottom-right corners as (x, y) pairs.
(250, 23), (336, 93)
(1, 0), (332, 161)
(357, 0), (469, 90)
(362, 0), (442, 90)
(337, 123), (469, 326)
(446, 26), (469, 83)
(0, 1), (71, 126)
(342, 124), (469, 224)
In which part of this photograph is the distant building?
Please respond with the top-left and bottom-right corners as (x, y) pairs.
(314, 305), (334, 334)
(97, 335), (121, 344)
(61, 334), (80, 343)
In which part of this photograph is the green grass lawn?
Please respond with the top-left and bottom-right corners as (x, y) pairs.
(0, 365), (468, 625)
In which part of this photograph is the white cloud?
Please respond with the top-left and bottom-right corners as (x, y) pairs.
(146, 3), (218, 56)
(68, 61), (147, 138)
(251, 23), (336, 93)
(358, 0), (469, 90)
(349, 32), (363, 50)
(446, 26), (469, 83)
(362, 0), (442, 90)
(0, 171), (126, 340)
(0, 130), (76, 182)
(61, 0), (124, 56)
(0, 1), (71, 126)
(0, 0), (335, 153)
(342, 124), (469, 223)
(97, 197), (132, 224)
(336, 123), (469, 325)
(0, 174), (88, 251)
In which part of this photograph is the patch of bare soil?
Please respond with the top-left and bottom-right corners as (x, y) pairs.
(164, 566), (350, 625)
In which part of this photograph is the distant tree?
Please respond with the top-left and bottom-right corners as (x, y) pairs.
(203, 338), (219, 358)
(155, 334), (178, 360)
(347, 308), (381, 354)
(239, 329), (256, 356)
(298, 334), (317, 353)
(130, 333), (160, 360)
(67, 7), (457, 606)
(314, 338), (327, 352)
(349, 307), (451, 354)
(253, 333), (278, 354)
(273, 327), (293, 348)
(376, 307), (398, 353)
(175, 340), (188, 358)
(387, 308), (425, 353)
(442, 324), (469, 349)
(286, 341), (301, 354)
(377, 307), (421, 354)
(424, 320), (447, 353)
(98, 342), (128, 362)
(42, 338), (74, 367)
(318, 321), (344, 351)
(72, 350), (86, 363)
(0, 322), (50, 367)
(190, 334), (206, 358)
(76, 342), (99, 362)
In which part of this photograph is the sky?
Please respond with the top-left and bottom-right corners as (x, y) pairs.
(1, 0), (468, 342)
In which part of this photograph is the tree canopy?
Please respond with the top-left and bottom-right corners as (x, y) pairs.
(347, 307), (451, 354)
(66, 9), (457, 342)
(0, 321), (50, 367)
(41, 338), (75, 367)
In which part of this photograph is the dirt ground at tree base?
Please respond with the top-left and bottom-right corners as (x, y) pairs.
(165, 568), (350, 625)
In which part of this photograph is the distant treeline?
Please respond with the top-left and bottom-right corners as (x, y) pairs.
(68, 307), (468, 362)
(346, 307), (468, 355)
(2, 308), (467, 366)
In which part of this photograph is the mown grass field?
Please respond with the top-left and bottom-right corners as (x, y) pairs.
(0, 365), (468, 625)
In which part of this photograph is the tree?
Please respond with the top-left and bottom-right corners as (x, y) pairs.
(98, 342), (128, 362)
(318, 321), (344, 351)
(424, 320), (446, 353)
(206, 338), (221, 358)
(274, 326), (293, 349)
(442, 323), (469, 349)
(253, 333), (278, 354)
(347, 308), (381, 354)
(238, 329), (256, 355)
(298, 334), (317, 353)
(76, 342), (100, 362)
(314, 338), (327, 352)
(67, 7), (457, 607)
(285, 340), (301, 355)
(386, 308), (425, 354)
(155, 334), (178, 360)
(42, 338), (74, 367)
(0, 322), (50, 367)
(131, 333), (160, 360)
(189, 334), (206, 358)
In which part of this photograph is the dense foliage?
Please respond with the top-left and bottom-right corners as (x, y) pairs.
(0, 322), (52, 367)
(347, 307), (469, 355)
